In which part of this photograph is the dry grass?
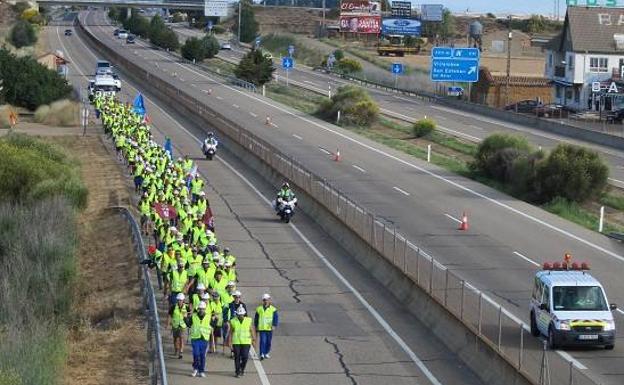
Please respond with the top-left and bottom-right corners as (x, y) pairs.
(49, 135), (148, 385)
(34, 99), (80, 127)
(0, 104), (16, 128)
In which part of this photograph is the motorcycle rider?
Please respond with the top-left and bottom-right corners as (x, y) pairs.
(275, 182), (297, 215)
(202, 132), (219, 154)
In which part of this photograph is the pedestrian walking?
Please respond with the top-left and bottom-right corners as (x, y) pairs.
(168, 293), (188, 359)
(254, 293), (278, 360)
(228, 306), (256, 378)
(187, 301), (212, 378)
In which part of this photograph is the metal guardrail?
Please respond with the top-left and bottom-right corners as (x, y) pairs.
(78, 18), (602, 385)
(115, 207), (168, 385)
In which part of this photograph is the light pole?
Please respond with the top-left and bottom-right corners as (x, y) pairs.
(238, 1), (242, 45)
(505, 16), (512, 107)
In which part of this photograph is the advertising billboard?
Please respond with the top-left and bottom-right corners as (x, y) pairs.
(340, 0), (381, 15)
(339, 15), (382, 33)
(421, 4), (444, 22)
(391, 1), (411, 18)
(382, 18), (421, 36)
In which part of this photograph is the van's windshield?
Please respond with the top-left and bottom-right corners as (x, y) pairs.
(553, 286), (608, 311)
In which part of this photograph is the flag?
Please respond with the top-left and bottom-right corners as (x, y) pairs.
(132, 93), (146, 117)
(143, 114), (151, 124)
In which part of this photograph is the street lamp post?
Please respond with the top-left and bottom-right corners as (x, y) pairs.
(505, 16), (512, 107)
(238, 1), (242, 45)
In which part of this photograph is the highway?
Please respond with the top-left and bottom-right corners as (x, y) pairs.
(48, 13), (486, 385)
(79, 11), (624, 384)
(170, 23), (624, 188)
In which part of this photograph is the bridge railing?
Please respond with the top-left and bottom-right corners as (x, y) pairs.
(76, 15), (601, 385)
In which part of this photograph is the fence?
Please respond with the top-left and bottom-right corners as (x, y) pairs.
(77, 16), (601, 385)
(115, 207), (168, 385)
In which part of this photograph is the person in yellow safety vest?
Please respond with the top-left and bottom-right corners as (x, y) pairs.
(191, 176), (204, 203)
(169, 261), (191, 306)
(255, 294), (279, 360)
(183, 154), (193, 174)
(139, 193), (152, 235)
(209, 290), (224, 353)
(221, 247), (236, 266)
(195, 258), (216, 290)
(228, 306), (256, 378)
(161, 249), (177, 299)
(209, 269), (227, 294)
(190, 283), (207, 313)
(223, 261), (237, 283)
(192, 220), (206, 245)
(196, 192), (208, 217)
(186, 301), (212, 378)
(168, 293), (188, 359)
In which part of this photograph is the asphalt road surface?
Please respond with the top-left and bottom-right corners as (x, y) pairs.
(48, 16), (487, 385)
(75, 11), (624, 384)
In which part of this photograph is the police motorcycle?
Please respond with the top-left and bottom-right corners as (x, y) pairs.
(201, 133), (218, 160)
(273, 182), (297, 223)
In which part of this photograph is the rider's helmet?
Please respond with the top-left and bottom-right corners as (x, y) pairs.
(282, 181), (290, 190)
(207, 132), (214, 138)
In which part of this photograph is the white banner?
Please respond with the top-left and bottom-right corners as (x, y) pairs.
(204, 0), (229, 17)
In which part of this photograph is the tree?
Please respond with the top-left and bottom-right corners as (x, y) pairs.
(9, 20), (37, 48)
(149, 14), (166, 45)
(336, 58), (362, 74)
(439, 9), (456, 39)
(526, 15), (547, 33)
(124, 13), (150, 38)
(181, 37), (206, 61)
(202, 35), (220, 58)
(317, 85), (379, 127)
(0, 49), (72, 110)
(234, 0), (259, 43)
(234, 49), (275, 86)
(159, 28), (180, 51)
(108, 7), (120, 22)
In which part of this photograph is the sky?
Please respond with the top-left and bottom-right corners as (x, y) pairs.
(425, 0), (568, 16)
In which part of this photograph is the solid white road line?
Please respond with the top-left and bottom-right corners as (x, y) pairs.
(318, 147), (331, 155)
(443, 213), (462, 224)
(393, 186), (410, 196)
(469, 124), (484, 131)
(352, 164), (366, 173)
(292, 134), (303, 140)
(512, 251), (540, 267)
(616, 308), (624, 316)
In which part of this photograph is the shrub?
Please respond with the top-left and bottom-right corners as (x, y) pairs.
(317, 85), (379, 127)
(412, 118), (436, 137)
(534, 144), (608, 203)
(472, 133), (532, 179)
(212, 24), (226, 34)
(34, 99), (79, 127)
(9, 20), (37, 48)
(202, 35), (220, 59)
(336, 58), (362, 74)
(333, 49), (344, 61)
(172, 12), (186, 23)
(234, 49), (275, 86)
(21, 9), (44, 25)
(11, 1), (30, 15)
(0, 48), (72, 110)
(181, 37), (206, 61)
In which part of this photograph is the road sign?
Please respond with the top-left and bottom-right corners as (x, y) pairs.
(391, 63), (403, 74)
(421, 4), (444, 22)
(288, 44), (295, 57)
(204, 0), (228, 17)
(391, 1), (411, 18)
(431, 47), (480, 82)
(282, 57), (294, 70)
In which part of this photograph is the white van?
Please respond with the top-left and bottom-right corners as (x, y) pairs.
(530, 263), (617, 350)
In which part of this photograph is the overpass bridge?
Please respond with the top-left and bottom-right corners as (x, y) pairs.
(38, 0), (205, 10)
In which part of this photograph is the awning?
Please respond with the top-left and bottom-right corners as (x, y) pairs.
(550, 79), (575, 87)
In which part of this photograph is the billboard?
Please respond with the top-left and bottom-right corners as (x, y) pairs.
(382, 18), (421, 36)
(421, 4), (444, 22)
(204, 0), (228, 17)
(391, 1), (411, 18)
(340, 0), (381, 15)
(339, 15), (382, 33)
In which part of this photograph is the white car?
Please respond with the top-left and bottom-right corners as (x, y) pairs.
(220, 42), (232, 50)
(118, 30), (128, 39)
(530, 259), (617, 350)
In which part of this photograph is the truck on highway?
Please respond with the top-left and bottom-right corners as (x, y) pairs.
(530, 255), (617, 350)
(377, 35), (419, 57)
(88, 74), (121, 99)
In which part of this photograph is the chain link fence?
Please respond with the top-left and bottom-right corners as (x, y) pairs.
(78, 16), (601, 385)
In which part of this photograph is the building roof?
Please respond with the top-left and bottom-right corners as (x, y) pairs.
(550, 6), (624, 54)
(36, 52), (70, 65)
(480, 67), (549, 86)
(536, 270), (601, 287)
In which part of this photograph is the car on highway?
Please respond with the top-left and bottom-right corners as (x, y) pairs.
(118, 30), (128, 39)
(64, 29), (72, 36)
(126, 35), (136, 44)
(504, 99), (540, 113)
(530, 258), (617, 350)
(113, 28), (120, 36)
(533, 103), (571, 118)
(220, 42), (232, 50)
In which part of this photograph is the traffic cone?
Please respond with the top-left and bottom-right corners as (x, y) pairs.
(334, 149), (341, 162)
(458, 212), (468, 231)
(265, 115), (272, 126)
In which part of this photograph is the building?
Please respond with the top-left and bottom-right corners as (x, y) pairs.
(471, 67), (552, 108)
(37, 51), (70, 78)
(545, 6), (624, 112)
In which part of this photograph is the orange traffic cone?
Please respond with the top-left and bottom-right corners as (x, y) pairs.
(458, 212), (468, 231)
(334, 149), (341, 162)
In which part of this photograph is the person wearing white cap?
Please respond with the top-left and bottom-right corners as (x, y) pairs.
(255, 294), (278, 359)
(228, 305), (256, 378)
(186, 301), (211, 377)
(168, 293), (188, 359)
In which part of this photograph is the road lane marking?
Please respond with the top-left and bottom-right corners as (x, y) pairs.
(444, 213), (462, 224)
(318, 147), (331, 155)
(303, 80), (318, 86)
(393, 186), (410, 196)
(469, 124), (484, 131)
(352, 164), (366, 173)
(513, 251), (540, 267)
(616, 309), (624, 316)
(216, 96), (223, 100)
(249, 112), (258, 118)
(292, 134), (303, 140)
(556, 351), (588, 370)
(191, 83), (197, 88)
(93, 20), (624, 269)
(608, 177), (624, 185)
(232, 104), (240, 109)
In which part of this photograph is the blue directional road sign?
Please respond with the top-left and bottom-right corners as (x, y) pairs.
(431, 47), (480, 82)
(282, 57), (294, 70)
(391, 63), (403, 74)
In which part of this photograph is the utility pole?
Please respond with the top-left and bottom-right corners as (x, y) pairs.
(322, 0), (326, 37)
(238, 1), (242, 45)
(505, 15), (512, 107)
